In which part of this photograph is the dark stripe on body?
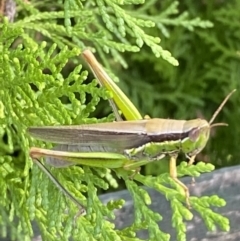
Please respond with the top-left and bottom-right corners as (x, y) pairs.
(149, 129), (193, 142)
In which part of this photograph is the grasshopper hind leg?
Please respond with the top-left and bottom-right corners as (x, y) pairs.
(169, 155), (190, 208)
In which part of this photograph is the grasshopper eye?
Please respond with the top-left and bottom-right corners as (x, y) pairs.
(188, 128), (200, 142)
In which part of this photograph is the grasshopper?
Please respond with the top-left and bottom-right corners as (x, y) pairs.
(29, 50), (235, 210)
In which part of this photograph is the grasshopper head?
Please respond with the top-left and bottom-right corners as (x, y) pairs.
(182, 119), (210, 156)
(181, 89), (235, 157)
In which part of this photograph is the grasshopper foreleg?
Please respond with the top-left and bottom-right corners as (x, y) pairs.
(186, 154), (197, 185)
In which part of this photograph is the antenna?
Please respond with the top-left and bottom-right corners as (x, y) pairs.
(209, 89), (236, 125)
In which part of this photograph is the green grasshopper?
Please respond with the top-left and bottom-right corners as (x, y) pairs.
(29, 50), (235, 210)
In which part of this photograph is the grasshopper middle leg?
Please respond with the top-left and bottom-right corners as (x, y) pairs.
(169, 154), (190, 208)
